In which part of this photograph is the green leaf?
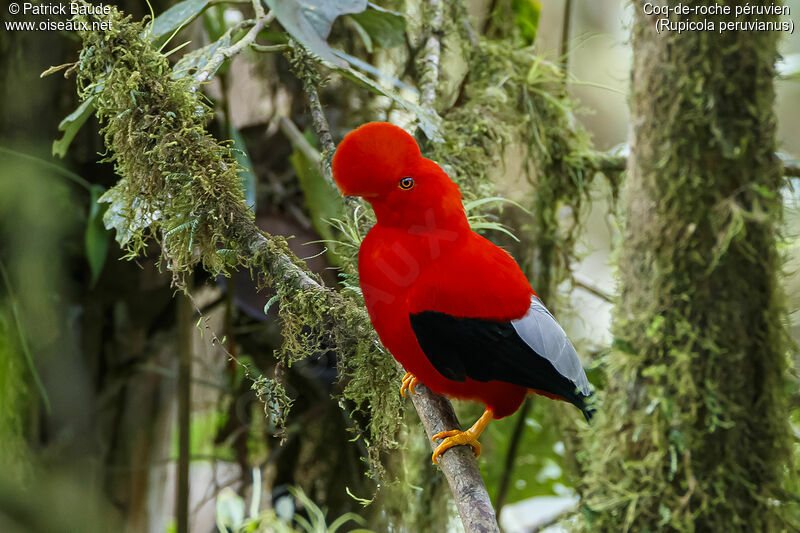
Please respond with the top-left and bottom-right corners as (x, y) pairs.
(350, 6), (406, 49)
(513, 0), (541, 45)
(346, 16), (373, 53)
(52, 97), (95, 158)
(99, 186), (154, 247)
(85, 185), (111, 286)
(468, 221), (520, 241)
(333, 50), (415, 91)
(202, 4), (228, 42)
(288, 131), (344, 242)
(172, 33), (232, 80)
(325, 57), (442, 141)
(266, 0), (367, 67)
(463, 196), (532, 215)
(150, 0), (212, 45)
(228, 125), (256, 212)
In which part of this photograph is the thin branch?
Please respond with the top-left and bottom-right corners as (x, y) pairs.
(293, 54), (361, 208)
(176, 286), (193, 533)
(410, 384), (500, 532)
(419, 0), (443, 110)
(495, 397), (532, 514)
(416, 0), (501, 528)
(302, 79), (337, 188)
(558, 0), (573, 75)
(194, 3), (273, 85)
(587, 149), (800, 178)
(284, 1), (500, 530)
(414, 0), (500, 529)
(573, 273), (615, 304)
(279, 116), (321, 166)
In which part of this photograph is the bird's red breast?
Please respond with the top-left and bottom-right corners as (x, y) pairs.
(334, 122), (591, 420)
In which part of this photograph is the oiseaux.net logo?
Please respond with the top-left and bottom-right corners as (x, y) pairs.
(5, 2), (112, 32)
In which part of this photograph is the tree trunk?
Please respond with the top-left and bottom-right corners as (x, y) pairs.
(578, 3), (795, 531)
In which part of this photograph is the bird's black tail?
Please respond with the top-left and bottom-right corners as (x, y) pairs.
(572, 390), (595, 422)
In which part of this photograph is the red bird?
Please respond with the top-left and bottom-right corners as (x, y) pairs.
(332, 122), (592, 464)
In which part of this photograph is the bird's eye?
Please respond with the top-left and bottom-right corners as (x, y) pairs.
(399, 177), (415, 190)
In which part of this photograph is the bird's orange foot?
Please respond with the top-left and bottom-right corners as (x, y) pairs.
(430, 408), (494, 465)
(400, 372), (420, 398)
(431, 429), (482, 464)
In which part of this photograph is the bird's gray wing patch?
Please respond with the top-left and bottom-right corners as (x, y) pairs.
(510, 296), (591, 395)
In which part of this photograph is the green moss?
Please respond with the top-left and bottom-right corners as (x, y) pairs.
(68, 6), (623, 523)
(575, 5), (798, 531)
(72, 7), (252, 279)
(251, 375), (294, 441)
(424, 40), (619, 299)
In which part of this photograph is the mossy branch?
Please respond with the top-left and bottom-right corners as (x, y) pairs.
(287, 7), (500, 527)
(69, 3), (405, 474)
(587, 148), (799, 178)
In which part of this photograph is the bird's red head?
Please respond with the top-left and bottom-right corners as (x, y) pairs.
(332, 122), (467, 230)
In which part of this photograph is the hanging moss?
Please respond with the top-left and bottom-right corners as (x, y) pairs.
(575, 4), (798, 531)
(67, 4), (621, 526)
(72, 7), (254, 277)
(424, 39), (620, 299)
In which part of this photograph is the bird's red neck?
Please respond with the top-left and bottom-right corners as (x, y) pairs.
(368, 195), (470, 234)
(366, 158), (471, 234)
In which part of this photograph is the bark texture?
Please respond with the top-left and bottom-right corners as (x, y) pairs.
(577, 2), (796, 531)
(410, 384), (500, 533)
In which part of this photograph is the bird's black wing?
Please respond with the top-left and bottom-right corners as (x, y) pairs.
(409, 296), (592, 417)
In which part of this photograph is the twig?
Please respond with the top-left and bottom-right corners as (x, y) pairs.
(587, 148), (800, 178)
(495, 397), (532, 515)
(283, 0), (500, 529)
(176, 286), (193, 533)
(293, 54), (361, 208)
(302, 80), (337, 188)
(410, 1), (501, 531)
(410, 384), (500, 532)
(194, 2), (273, 85)
(419, 0), (443, 110)
(558, 0), (573, 76)
(278, 116), (321, 166)
(573, 273), (615, 304)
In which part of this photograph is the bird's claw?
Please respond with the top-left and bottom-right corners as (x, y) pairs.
(400, 372), (419, 398)
(430, 429), (482, 464)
